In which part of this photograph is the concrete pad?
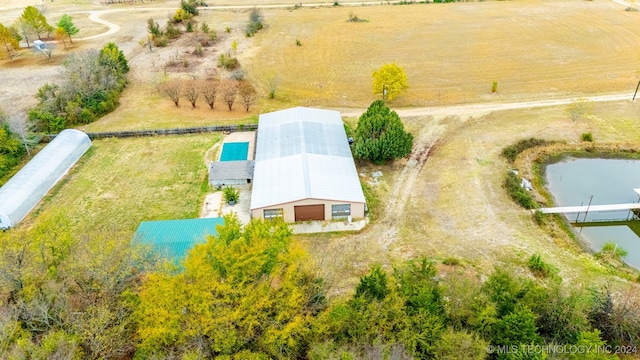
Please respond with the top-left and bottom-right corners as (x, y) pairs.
(200, 192), (223, 218)
(291, 218), (368, 234)
(222, 131), (256, 160)
(219, 188), (252, 225)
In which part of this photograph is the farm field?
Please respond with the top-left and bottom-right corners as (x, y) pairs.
(1, 0), (640, 290)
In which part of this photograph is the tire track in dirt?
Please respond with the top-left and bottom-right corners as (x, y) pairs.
(374, 114), (452, 250)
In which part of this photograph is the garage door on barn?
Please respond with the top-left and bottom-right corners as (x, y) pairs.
(294, 204), (325, 221)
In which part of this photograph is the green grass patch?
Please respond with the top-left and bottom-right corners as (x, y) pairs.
(361, 181), (381, 222)
(26, 134), (221, 238)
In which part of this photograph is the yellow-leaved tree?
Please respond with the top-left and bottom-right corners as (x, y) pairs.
(372, 63), (409, 101)
(0, 23), (19, 62)
(135, 214), (326, 359)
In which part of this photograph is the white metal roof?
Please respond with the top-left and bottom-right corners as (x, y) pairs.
(0, 129), (91, 229)
(250, 107), (366, 210)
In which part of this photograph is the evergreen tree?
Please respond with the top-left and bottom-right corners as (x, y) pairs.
(353, 100), (413, 163)
(56, 14), (79, 45)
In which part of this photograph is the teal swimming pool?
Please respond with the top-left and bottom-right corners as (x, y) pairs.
(220, 142), (249, 161)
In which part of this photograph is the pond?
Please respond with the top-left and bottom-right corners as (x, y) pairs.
(545, 158), (640, 270)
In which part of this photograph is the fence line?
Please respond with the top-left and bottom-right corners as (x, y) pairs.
(44, 124), (258, 141)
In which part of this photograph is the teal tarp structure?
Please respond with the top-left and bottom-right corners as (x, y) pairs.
(133, 218), (224, 261)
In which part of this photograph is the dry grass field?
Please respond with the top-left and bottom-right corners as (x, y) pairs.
(248, 0), (640, 108)
(3, 0), (640, 294)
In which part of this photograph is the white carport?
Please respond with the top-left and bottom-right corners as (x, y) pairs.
(0, 129), (91, 230)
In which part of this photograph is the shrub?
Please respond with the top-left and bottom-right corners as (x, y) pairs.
(230, 69), (246, 81)
(581, 132), (594, 142)
(504, 171), (538, 209)
(295, 39), (302, 46)
(491, 81), (498, 93)
(347, 12), (368, 22)
(173, 8), (193, 23)
(201, 22), (210, 34)
(225, 26), (232, 33)
(180, 0), (199, 16)
(165, 21), (182, 39)
(596, 242), (628, 261)
(147, 18), (162, 37)
(217, 53), (240, 70)
(442, 257), (461, 266)
(222, 186), (239, 203)
(527, 254), (553, 278)
(501, 138), (551, 163)
(193, 44), (203, 56)
(186, 21), (193, 33)
(533, 209), (546, 225)
(246, 8), (264, 37)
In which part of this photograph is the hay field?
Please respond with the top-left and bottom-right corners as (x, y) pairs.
(247, 0), (640, 108)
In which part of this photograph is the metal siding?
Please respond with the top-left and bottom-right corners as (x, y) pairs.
(250, 107), (366, 213)
(294, 204), (325, 221)
(133, 218), (224, 261)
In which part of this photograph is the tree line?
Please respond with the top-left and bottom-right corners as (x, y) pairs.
(27, 42), (129, 133)
(159, 78), (258, 112)
(0, 6), (79, 62)
(1, 213), (638, 359)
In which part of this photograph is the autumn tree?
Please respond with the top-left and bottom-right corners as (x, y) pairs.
(201, 79), (219, 109)
(0, 23), (19, 62)
(56, 14), (79, 45)
(238, 81), (257, 111)
(0, 211), (158, 358)
(372, 63), (409, 101)
(55, 26), (69, 49)
(29, 43), (129, 132)
(183, 79), (199, 108)
(159, 79), (183, 107)
(353, 100), (413, 163)
(220, 79), (238, 111)
(20, 6), (53, 41)
(14, 18), (33, 48)
(135, 214), (326, 358)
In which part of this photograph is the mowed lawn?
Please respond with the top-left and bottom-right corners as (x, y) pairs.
(247, 0), (640, 108)
(25, 134), (221, 238)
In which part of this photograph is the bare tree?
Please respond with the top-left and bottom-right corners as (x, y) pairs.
(238, 81), (258, 112)
(159, 79), (183, 107)
(201, 79), (219, 110)
(7, 112), (38, 157)
(183, 79), (199, 108)
(219, 79), (238, 111)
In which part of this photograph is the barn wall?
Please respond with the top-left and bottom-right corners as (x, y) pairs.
(251, 199), (365, 223)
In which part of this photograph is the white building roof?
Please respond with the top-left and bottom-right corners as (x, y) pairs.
(0, 129), (91, 229)
(250, 107), (366, 210)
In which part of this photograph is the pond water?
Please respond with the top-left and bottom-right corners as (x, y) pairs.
(545, 158), (640, 269)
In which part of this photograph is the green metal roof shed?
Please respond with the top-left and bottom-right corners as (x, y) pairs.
(133, 218), (225, 261)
